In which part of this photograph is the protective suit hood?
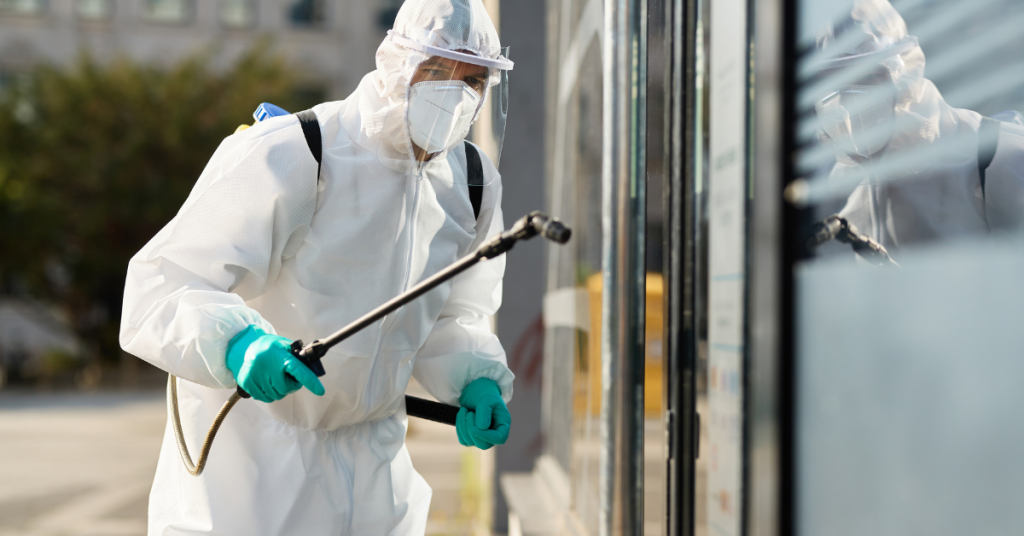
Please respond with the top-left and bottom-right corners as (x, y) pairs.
(341, 0), (505, 174)
(811, 0), (974, 166)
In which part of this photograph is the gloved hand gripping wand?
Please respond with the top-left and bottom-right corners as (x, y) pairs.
(170, 211), (571, 476)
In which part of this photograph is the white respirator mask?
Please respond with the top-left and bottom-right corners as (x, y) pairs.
(816, 84), (897, 159)
(406, 80), (482, 155)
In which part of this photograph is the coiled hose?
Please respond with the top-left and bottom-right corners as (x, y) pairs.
(168, 375), (240, 476)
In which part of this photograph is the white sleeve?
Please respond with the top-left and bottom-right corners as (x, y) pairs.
(119, 117), (319, 389)
(411, 168), (515, 406)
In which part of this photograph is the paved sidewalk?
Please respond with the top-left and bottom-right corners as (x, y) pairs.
(0, 389), (487, 536)
(0, 392), (162, 536)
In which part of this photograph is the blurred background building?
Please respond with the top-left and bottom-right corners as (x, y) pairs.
(0, 0), (384, 98)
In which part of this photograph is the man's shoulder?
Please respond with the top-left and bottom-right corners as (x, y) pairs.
(198, 113), (320, 194)
(231, 113), (306, 145)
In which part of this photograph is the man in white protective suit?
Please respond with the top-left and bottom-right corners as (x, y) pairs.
(119, 0), (516, 534)
(811, 0), (1024, 255)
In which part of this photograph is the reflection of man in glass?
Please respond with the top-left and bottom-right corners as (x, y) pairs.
(812, 0), (1024, 254)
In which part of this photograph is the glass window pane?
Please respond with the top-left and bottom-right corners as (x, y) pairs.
(77, 0), (112, 21)
(792, 0), (1024, 534)
(545, 34), (604, 535)
(220, 0), (255, 28)
(288, 0), (326, 27)
(698, 1), (751, 535)
(0, 0), (45, 15)
(142, 0), (191, 24)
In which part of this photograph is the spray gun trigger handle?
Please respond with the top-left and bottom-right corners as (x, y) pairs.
(235, 339), (324, 399)
(290, 339), (327, 377)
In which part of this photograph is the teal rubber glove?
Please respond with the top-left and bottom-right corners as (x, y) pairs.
(455, 378), (511, 450)
(226, 325), (325, 403)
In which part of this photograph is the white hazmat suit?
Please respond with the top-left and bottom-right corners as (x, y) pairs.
(119, 1), (514, 534)
(814, 0), (1024, 252)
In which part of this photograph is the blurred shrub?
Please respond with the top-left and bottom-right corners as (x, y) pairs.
(25, 349), (80, 379)
(0, 42), (310, 363)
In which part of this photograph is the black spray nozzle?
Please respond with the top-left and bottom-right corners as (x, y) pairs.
(528, 212), (572, 244)
(807, 214), (897, 267)
(807, 215), (845, 249)
(482, 211), (573, 259)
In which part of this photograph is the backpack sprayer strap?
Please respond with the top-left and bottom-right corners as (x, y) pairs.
(977, 116), (1000, 229)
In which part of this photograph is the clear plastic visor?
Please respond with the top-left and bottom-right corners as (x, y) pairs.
(469, 47), (510, 169)
(394, 46), (510, 183)
(814, 85), (897, 158)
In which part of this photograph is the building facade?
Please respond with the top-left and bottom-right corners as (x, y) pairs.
(0, 0), (394, 99)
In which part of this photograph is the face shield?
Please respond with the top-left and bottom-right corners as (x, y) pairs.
(382, 31), (512, 182)
(815, 84), (897, 158)
(469, 49), (510, 167)
(810, 37), (917, 159)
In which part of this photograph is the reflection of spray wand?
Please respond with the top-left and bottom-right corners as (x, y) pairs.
(807, 214), (899, 267)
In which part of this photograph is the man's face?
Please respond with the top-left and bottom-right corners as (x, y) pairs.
(409, 55), (489, 96)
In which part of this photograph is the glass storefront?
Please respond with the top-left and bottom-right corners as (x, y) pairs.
(518, 0), (1024, 534)
(539, 0), (667, 533)
(540, 0), (608, 530)
(684, 0), (754, 534)
(789, 0), (1024, 534)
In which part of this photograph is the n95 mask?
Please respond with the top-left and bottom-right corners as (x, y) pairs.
(816, 84), (896, 159)
(407, 81), (482, 154)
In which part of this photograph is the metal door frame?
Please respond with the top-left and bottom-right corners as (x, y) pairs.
(660, 0), (700, 533)
(747, 0), (796, 534)
(660, 0), (797, 533)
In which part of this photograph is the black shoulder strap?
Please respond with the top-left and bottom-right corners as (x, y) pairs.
(296, 109), (322, 181)
(978, 116), (1001, 199)
(463, 141), (484, 220)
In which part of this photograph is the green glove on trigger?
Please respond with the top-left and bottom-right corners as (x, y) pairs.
(226, 325), (325, 403)
(456, 378), (511, 450)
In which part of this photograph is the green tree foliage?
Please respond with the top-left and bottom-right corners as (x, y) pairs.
(0, 44), (310, 362)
